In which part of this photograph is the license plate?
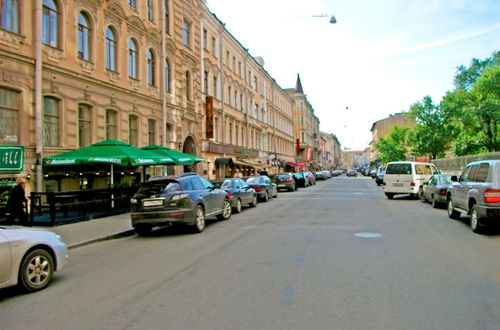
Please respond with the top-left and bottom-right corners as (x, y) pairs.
(393, 183), (404, 187)
(278, 184), (286, 187)
(143, 200), (163, 207)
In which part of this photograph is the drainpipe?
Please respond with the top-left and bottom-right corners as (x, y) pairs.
(34, 0), (43, 192)
(161, 2), (167, 175)
(218, 30), (225, 145)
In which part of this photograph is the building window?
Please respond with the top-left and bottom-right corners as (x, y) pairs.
(128, 39), (138, 79)
(77, 12), (91, 61)
(211, 36), (216, 55)
(235, 125), (239, 145)
(253, 76), (257, 90)
(42, 0), (59, 47)
(164, 0), (169, 34)
(166, 123), (172, 141)
(105, 27), (117, 71)
(232, 56), (236, 71)
(228, 86), (232, 105)
(182, 20), (190, 47)
(128, 0), (136, 9)
(254, 103), (258, 119)
(241, 127), (245, 146)
(203, 28), (208, 50)
(229, 122), (233, 144)
(147, 49), (155, 86)
(213, 117), (219, 142)
(185, 70), (191, 101)
(105, 109), (116, 140)
(301, 132), (305, 143)
(212, 75), (218, 99)
(238, 62), (242, 76)
(78, 104), (91, 148)
(147, 0), (154, 22)
(234, 90), (237, 109)
(240, 94), (243, 111)
(129, 115), (138, 147)
(203, 70), (208, 94)
(0, 0), (19, 33)
(0, 88), (19, 145)
(226, 51), (230, 66)
(43, 97), (59, 147)
(148, 119), (155, 145)
(165, 59), (170, 92)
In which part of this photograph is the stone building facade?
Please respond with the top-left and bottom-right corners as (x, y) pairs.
(369, 112), (415, 161)
(320, 132), (342, 169)
(199, 2), (295, 179)
(286, 74), (321, 171)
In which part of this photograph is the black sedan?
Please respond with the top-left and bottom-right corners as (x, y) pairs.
(246, 176), (277, 202)
(218, 178), (258, 213)
(419, 174), (454, 208)
(131, 174), (232, 235)
(272, 173), (296, 191)
(293, 172), (309, 188)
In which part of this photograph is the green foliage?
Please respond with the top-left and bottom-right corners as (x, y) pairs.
(375, 126), (412, 163)
(408, 96), (448, 159)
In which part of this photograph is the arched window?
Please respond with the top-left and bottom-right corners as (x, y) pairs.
(1, 0), (19, 33)
(147, 49), (155, 86)
(105, 109), (117, 140)
(0, 87), (19, 145)
(105, 27), (117, 71)
(42, 0), (59, 47)
(128, 39), (138, 79)
(78, 104), (91, 147)
(165, 59), (170, 92)
(77, 12), (91, 61)
(43, 97), (59, 146)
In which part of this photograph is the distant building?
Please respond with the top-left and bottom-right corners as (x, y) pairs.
(320, 133), (342, 168)
(369, 113), (415, 161)
(342, 149), (370, 169)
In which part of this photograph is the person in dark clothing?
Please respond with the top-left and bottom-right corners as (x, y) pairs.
(5, 177), (30, 226)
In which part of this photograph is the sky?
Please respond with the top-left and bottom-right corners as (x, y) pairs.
(206, 0), (500, 150)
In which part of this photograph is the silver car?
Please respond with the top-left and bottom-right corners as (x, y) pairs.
(419, 174), (454, 208)
(0, 227), (69, 292)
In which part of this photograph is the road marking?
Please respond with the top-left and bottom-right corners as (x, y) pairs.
(354, 232), (382, 238)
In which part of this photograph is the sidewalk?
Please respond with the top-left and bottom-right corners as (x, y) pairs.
(33, 213), (135, 249)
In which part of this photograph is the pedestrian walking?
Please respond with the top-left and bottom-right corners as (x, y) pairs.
(4, 177), (31, 226)
(233, 168), (243, 178)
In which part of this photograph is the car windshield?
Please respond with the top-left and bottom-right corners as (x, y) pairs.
(246, 177), (261, 184)
(221, 180), (233, 189)
(440, 176), (453, 184)
(276, 175), (290, 179)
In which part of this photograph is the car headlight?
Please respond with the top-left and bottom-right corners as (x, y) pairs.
(130, 198), (138, 204)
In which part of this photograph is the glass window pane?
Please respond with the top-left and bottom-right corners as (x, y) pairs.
(0, 89), (18, 145)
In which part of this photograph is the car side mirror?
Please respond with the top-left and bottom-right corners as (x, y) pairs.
(450, 176), (458, 182)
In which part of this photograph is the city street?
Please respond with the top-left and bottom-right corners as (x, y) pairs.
(1, 177), (499, 330)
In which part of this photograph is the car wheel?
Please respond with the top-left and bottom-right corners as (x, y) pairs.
(135, 225), (152, 236)
(19, 249), (54, 292)
(191, 205), (205, 233)
(447, 198), (461, 220)
(263, 191), (269, 202)
(249, 195), (258, 207)
(419, 188), (426, 203)
(376, 182), (381, 186)
(217, 199), (232, 220)
(385, 193), (394, 200)
(431, 195), (439, 208)
(273, 190), (278, 198)
(470, 204), (485, 234)
(233, 199), (242, 214)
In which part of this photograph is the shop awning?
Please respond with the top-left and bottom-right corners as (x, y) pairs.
(215, 158), (234, 166)
(237, 159), (264, 169)
(142, 145), (204, 165)
(44, 140), (175, 167)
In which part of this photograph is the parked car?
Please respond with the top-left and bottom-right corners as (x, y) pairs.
(304, 172), (316, 185)
(346, 169), (357, 177)
(0, 227), (69, 292)
(131, 174), (232, 235)
(293, 172), (309, 188)
(446, 160), (500, 233)
(419, 174), (454, 208)
(315, 171), (327, 180)
(383, 161), (440, 199)
(217, 178), (258, 213)
(375, 166), (386, 186)
(246, 176), (277, 202)
(272, 173), (297, 191)
(370, 170), (377, 178)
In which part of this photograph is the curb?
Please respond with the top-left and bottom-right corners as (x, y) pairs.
(68, 229), (136, 250)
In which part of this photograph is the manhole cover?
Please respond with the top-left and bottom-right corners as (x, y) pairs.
(354, 232), (382, 238)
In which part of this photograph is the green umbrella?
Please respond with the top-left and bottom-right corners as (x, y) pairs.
(141, 145), (204, 165)
(43, 140), (175, 167)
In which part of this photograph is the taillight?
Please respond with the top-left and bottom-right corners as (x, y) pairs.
(272, 179), (277, 182)
(254, 187), (262, 192)
(410, 182), (416, 187)
(286, 178), (293, 182)
(439, 189), (446, 196)
(484, 189), (500, 203)
(226, 192), (233, 198)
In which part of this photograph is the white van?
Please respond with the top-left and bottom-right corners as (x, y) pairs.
(383, 161), (440, 199)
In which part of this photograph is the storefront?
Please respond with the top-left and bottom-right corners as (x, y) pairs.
(0, 145), (25, 219)
(204, 142), (262, 179)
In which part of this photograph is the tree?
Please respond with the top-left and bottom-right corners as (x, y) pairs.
(408, 96), (448, 159)
(454, 51), (500, 90)
(375, 126), (412, 163)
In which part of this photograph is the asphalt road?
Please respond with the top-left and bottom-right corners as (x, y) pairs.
(1, 176), (499, 330)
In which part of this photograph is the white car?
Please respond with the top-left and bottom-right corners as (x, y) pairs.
(383, 161), (440, 199)
(0, 227), (69, 292)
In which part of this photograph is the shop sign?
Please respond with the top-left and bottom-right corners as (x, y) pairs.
(0, 145), (24, 173)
